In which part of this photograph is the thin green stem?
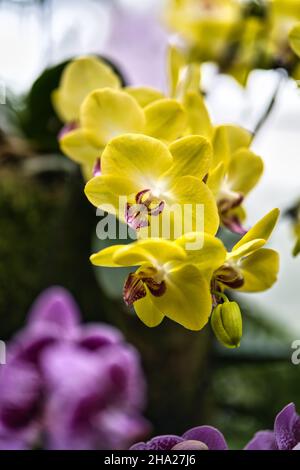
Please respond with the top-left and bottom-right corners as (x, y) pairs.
(212, 291), (229, 303)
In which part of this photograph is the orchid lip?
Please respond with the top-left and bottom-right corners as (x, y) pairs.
(214, 263), (244, 289)
(125, 189), (165, 230)
(222, 214), (248, 235)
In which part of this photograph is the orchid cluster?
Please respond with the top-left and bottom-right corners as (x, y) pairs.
(0, 288), (148, 450)
(53, 55), (279, 344)
(165, 0), (300, 85)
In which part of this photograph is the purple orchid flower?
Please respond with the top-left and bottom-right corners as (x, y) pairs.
(245, 403), (300, 450)
(0, 287), (149, 450)
(131, 426), (228, 451)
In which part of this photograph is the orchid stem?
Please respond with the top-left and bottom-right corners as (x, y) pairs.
(212, 291), (229, 303)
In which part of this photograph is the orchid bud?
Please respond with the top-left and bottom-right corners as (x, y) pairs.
(211, 301), (242, 349)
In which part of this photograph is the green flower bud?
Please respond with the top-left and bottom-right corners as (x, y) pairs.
(211, 301), (242, 349)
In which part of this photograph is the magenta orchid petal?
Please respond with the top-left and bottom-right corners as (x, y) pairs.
(245, 430), (278, 450)
(131, 435), (183, 450)
(77, 324), (123, 351)
(0, 287), (147, 450)
(274, 403), (300, 450)
(40, 343), (148, 450)
(28, 287), (80, 331)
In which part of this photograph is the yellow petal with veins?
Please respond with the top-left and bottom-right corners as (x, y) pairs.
(233, 208), (280, 250)
(144, 98), (187, 142)
(228, 149), (263, 195)
(81, 89), (145, 147)
(237, 248), (279, 292)
(101, 133), (173, 183)
(183, 91), (213, 139)
(166, 135), (212, 182)
(134, 290), (164, 327)
(125, 86), (164, 107)
(52, 56), (121, 122)
(150, 264), (212, 331)
(60, 128), (101, 167)
(114, 239), (186, 266)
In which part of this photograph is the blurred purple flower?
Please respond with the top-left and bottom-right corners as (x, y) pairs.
(245, 403), (300, 450)
(131, 426), (228, 450)
(0, 287), (149, 450)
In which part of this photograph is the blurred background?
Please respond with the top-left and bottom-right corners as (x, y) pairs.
(0, 0), (300, 449)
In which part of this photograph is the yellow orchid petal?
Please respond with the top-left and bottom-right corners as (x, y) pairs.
(169, 176), (219, 235)
(293, 237), (300, 257)
(228, 239), (266, 261)
(168, 45), (186, 97)
(80, 89), (145, 147)
(165, 135), (212, 182)
(90, 245), (124, 267)
(220, 125), (252, 154)
(52, 56), (121, 122)
(233, 208), (280, 250)
(175, 232), (226, 272)
(150, 264), (212, 331)
(228, 149), (264, 195)
(144, 98), (187, 142)
(212, 126), (230, 169)
(176, 63), (201, 99)
(124, 86), (164, 107)
(207, 162), (225, 196)
(289, 23), (300, 58)
(101, 133), (173, 183)
(85, 175), (136, 213)
(60, 128), (101, 167)
(237, 248), (279, 292)
(114, 239), (186, 266)
(183, 91), (213, 139)
(134, 291), (164, 327)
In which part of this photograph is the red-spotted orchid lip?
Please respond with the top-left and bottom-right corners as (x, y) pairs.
(92, 158), (101, 177)
(218, 193), (244, 215)
(123, 269), (166, 307)
(218, 192), (247, 235)
(222, 214), (247, 235)
(214, 264), (244, 289)
(125, 189), (165, 230)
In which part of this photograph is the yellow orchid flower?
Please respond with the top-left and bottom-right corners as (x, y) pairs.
(85, 133), (219, 237)
(165, 0), (240, 64)
(183, 90), (264, 233)
(56, 47), (201, 179)
(164, 1), (300, 85)
(60, 87), (187, 179)
(90, 234), (226, 330)
(52, 56), (121, 124)
(213, 208), (280, 293)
